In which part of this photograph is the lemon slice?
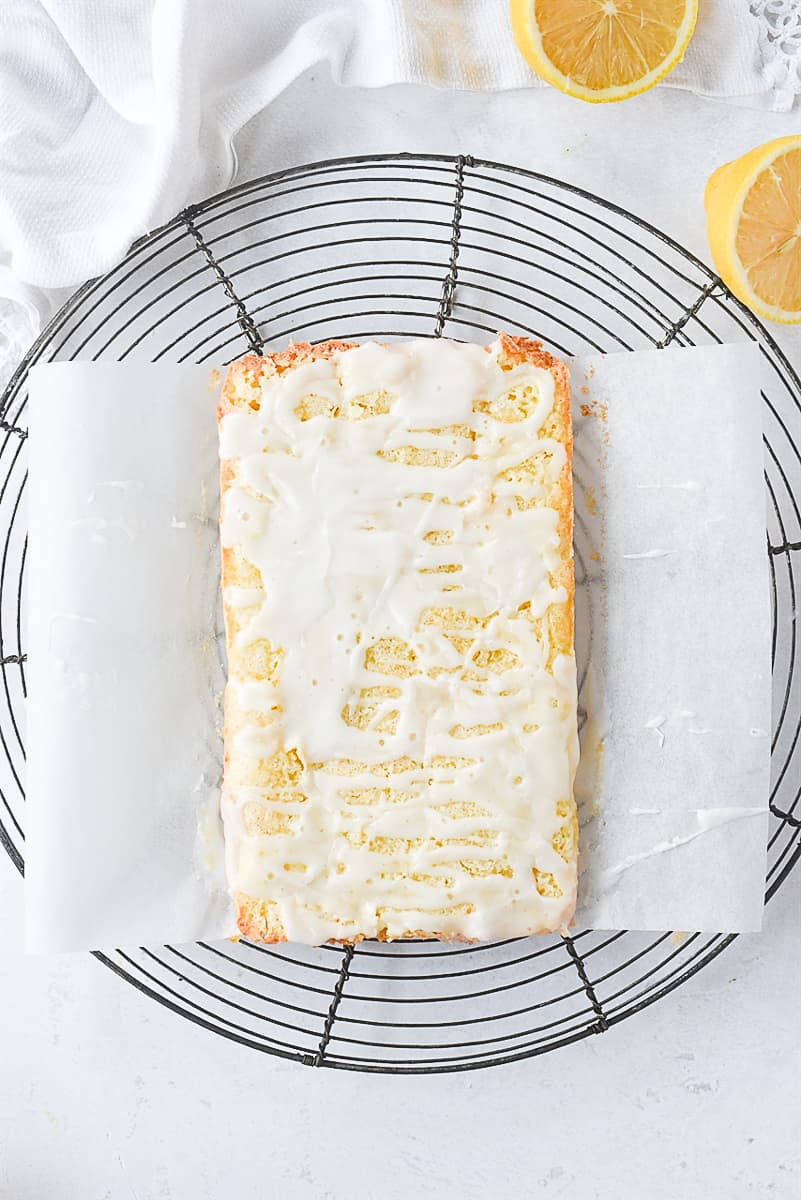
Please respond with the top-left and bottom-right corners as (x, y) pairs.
(510, 0), (698, 103)
(705, 136), (801, 325)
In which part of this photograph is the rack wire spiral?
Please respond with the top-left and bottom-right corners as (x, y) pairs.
(1, 153), (799, 1073)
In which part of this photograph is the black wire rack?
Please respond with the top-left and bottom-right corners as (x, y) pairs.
(1, 153), (799, 1074)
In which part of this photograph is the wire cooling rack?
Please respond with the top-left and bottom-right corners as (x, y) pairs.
(1, 153), (799, 1073)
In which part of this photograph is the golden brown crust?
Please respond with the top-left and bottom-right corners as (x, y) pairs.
(496, 331), (570, 383)
(221, 335), (575, 945)
(235, 894), (287, 943)
(494, 334), (574, 655)
(219, 341), (359, 419)
(236, 892), (478, 945)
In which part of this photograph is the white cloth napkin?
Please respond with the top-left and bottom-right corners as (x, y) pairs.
(0, 0), (794, 385)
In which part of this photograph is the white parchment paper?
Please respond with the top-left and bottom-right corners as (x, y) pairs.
(25, 364), (233, 952)
(571, 344), (769, 933)
(24, 344), (770, 952)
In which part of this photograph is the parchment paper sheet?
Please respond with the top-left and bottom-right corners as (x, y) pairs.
(25, 364), (232, 952)
(24, 344), (770, 952)
(572, 345), (769, 932)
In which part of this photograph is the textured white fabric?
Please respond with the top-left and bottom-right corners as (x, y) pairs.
(751, 0), (801, 110)
(0, 0), (795, 386)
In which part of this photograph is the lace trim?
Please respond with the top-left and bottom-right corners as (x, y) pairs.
(751, 0), (801, 107)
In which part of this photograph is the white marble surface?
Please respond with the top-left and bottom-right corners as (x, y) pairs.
(2, 71), (800, 1199)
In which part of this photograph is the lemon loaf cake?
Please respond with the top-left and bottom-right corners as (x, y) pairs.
(218, 334), (578, 945)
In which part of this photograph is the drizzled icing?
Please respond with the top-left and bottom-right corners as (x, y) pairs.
(219, 338), (578, 944)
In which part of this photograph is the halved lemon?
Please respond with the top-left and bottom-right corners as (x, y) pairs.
(705, 136), (801, 325)
(510, 0), (698, 103)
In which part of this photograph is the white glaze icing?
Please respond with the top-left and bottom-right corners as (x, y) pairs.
(219, 338), (578, 943)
